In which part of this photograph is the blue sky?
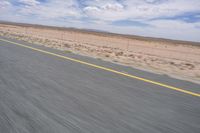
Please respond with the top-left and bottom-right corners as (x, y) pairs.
(1, 0), (200, 42)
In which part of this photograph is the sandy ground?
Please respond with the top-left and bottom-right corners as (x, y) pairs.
(0, 23), (200, 83)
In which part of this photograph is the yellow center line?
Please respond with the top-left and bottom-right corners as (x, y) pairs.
(0, 38), (200, 97)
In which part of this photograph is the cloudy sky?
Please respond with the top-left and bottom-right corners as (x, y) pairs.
(1, 0), (200, 42)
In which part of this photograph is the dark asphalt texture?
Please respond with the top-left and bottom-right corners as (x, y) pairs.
(0, 36), (200, 133)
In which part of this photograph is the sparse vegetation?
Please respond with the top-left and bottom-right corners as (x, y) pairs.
(115, 52), (124, 56)
(105, 54), (110, 57)
(64, 50), (72, 53)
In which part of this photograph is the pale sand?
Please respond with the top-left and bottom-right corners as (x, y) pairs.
(0, 23), (200, 83)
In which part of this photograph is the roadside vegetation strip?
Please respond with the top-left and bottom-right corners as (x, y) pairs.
(0, 38), (199, 97)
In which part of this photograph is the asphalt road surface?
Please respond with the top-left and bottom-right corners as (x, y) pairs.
(0, 36), (199, 133)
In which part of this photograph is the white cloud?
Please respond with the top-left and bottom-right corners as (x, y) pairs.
(0, 0), (11, 9)
(102, 3), (124, 12)
(18, 0), (81, 19)
(147, 20), (200, 38)
(83, 0), (200, 21)
(0, 0), (12, 16)
(84, 6), (101, 12)
(19, 0), (40, 6)
(84, 2), (125, 21)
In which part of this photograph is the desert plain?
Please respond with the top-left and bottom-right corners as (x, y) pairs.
(0, 22), (200, 83)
